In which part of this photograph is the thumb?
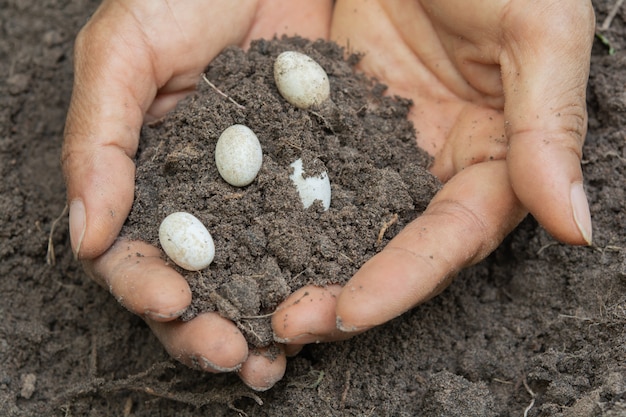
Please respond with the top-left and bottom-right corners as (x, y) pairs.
(500, 1), (595, 245)
(62, 13), (156, 259)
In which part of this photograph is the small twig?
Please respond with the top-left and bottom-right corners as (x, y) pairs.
(339, 253), (354, 263)
(376, 213), (398, 246)
(283, 139), (303, 151)
(309, 370), (325, 389)
(47, 204), (69, 266)
(602, 150), (626, 163)
(201, 74), (245, 110)
(223, 192), (246, 200)
(240, 311), (275, 320)
(493, 378), (513, 385)
(558, 313), (593, 321)
(600, 0), (625, 31)
(150, 140), (163, 162)
(339, 370), (351, 409)
(536, 242), (558, 256)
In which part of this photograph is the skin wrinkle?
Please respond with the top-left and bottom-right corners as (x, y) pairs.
(415, 0), (504, 104)
(382, 244), (454, 292)
(422, 199), (490, 265)
(380, 2), (462, 103)
(162, 0), (189, 47)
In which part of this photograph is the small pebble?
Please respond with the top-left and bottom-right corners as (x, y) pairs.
(215, 124), (263, 187)
(20, 373), (36, 399)
(159, 212), (215, 271)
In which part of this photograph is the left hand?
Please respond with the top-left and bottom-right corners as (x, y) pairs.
(272, 0), (595, 343)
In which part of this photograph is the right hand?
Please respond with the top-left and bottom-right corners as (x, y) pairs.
(62, 0), (332, 391)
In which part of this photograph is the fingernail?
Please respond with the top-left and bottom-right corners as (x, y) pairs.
(273, 333), (318, 344)
(336, 316), (370, 333)
(69, 199), (86, 258)
(144, 308), (186, 321)
(241, 370), (283, 392)
(570, 182), (592, 245)
(197, 356), (241, 373)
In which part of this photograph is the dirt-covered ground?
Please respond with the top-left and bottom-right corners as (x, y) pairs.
(1, 1), (624, 416)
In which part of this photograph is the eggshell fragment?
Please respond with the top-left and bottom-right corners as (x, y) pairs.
(274, 51), (330, 109)
(215, 124), (263, 187)
(159, 212), (215, 271)
(289, 158), (331, 211)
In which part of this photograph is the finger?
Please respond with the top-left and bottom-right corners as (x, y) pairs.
(62, 9), (157, 259)
(429, 105), (507, 182)
(238, 344), (287, 391)
(336, 160), (527, 332)
(499, 1), (595, 245)
(84, 239), (191, 322)
(272, 285), (353, 344)
(147, 312), (248, 373)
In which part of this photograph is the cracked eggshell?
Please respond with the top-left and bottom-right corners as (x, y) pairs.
(215, 124), (263, 187)
(159, 212), (215, 271)
(274, 51), (330, 109)
(289, 158), (331, 211)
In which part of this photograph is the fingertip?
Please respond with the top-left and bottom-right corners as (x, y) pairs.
(508, 137), (591, 246)
(66, 150), (135, 259)
(238, 345), (287, 391)
(335, 251), (414, 332)
(86, 240), (192, 319)
(271, 285), (342, 344)
(149, 312), (248, 373)
(141, 274), (192, 321)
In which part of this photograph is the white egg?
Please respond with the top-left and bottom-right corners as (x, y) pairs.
(274, 51), (330, 109)
(215, 124), (263, 187)
(289, 158), (331, 211)
(159, 212), (215, 271)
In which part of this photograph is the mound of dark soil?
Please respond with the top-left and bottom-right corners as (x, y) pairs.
(122, 37), (440, 347)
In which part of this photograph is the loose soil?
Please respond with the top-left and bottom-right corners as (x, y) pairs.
(121, 37), (439, 347)
(1, 1), (625, 416)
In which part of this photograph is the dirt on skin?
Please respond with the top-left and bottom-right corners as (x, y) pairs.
(0, 1), (625, 416)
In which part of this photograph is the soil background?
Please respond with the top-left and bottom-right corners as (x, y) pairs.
(1, 1), (625, 416)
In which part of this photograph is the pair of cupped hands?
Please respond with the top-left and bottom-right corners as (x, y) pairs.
(62, 0), (595, 391)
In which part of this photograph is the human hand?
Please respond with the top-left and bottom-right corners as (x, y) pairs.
(273, 0), (595, 343)
(62, 0), (332, 390)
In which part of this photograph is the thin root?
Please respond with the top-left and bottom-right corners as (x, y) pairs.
(376, 213), (398, 246)
(522, 377), (536, 417)
(202, 74), (245, 110)
(46, 204), (69, 266)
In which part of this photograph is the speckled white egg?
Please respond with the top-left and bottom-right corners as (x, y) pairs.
(215, 124), (263, 187)
(159, 212), (215, 271)
(274, 51), (330, 109)
(289, 158), (331, 211)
